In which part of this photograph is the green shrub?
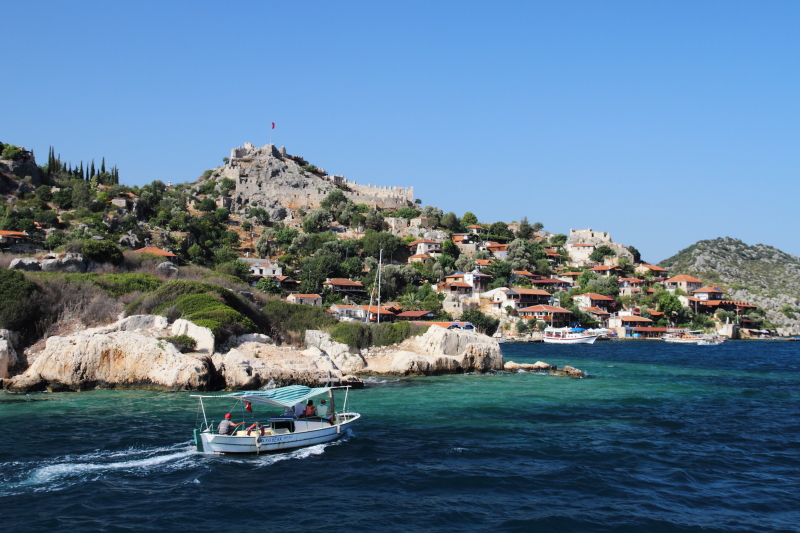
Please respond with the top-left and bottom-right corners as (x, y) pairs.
(81, 240), (124, 265)
(330, 321), (429, 350)
(162, 334), (197, 353)
(0, 270), (41, 335)
(1, 144), (23, 161)
(262, 299), (337, 345)
(94, 273), (162, 297)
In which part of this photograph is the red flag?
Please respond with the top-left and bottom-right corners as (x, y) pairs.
(271, 122), (275, 129)
(244, 401), (253, 412)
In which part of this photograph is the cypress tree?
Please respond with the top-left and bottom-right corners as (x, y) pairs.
(90, 159), (95, 178)
(101, 157), (105, 174)
(80, 161), (84, 180)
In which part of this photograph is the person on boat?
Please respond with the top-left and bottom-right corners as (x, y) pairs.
(283, 405), (295, 417)
(316, 399), (333, 424)
(303, 400), (315, 418)
(293, 402), (305, 418)
(218, 413), (244, 435)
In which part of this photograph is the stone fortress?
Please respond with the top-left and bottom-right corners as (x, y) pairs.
(220, 143), (414, 213)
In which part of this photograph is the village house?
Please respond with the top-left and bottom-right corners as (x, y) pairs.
(572, 292), (615, 312)
(557, 271), (584, 283)
(589, 264), (622, 277)
(565, 243), (596, 265)
(407, 239), (441, 257)
(274, 275), (300, 292)
(322, 278), (366, 296)
(582, 306), (611, 325)
(468, 224), (486, 235)
(663, 274), (703, 294)
(510, 270), (538, 284)
(362, 305), (396, 322)
(240, 258), (282, 278)
(505, 288), (552, 310)
(544, 247), (563, 266)
(607, 314), (653, 329)
(484, 241), (508, 259)
(437, 281), (473, 297)
(518, 304), (572, 328)
(328, 303), (365, 321)
(475, 259), (493, 271)
(635, 263), (668, 277)
(445, 271), (492, 293)
(529, 277), (572, 291)
(407, 253), (430, 264)
(618, 277), (644, 297)
(286, 293), (322, 307)
(0, 230), (31, 249)
(409, 216), (430, 228)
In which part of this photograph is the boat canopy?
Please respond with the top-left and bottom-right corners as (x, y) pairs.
(223, 385), (332, 408)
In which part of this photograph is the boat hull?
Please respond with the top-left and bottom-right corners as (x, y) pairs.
(543, 335), (598, 344)
(196, 414), (360, 454)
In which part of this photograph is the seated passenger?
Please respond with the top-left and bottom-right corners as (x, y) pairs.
(316, 399), (331, 421)
(246, 423), (265, 436)
(303, 400), (315, 418)
(293, 402), (305, 418)
(283, 405), (295, 418)
(218, 413), (244, 435)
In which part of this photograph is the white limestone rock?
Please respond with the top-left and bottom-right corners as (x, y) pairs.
(6, 332), (213, 392)
(171, 319), (215, 354)
(304, 330), (366, 373)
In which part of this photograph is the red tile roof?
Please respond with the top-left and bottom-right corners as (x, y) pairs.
(0, 230), (29, 237)
(692, 286), (725, 293)
(574, 292), (615, 301)
(640, 264), (667, 272)
(449, 282), (472, 288)
(666, 274), (703, 283)
(361, 306), (395, 315)
(590, 265), (620, 271)
(323, 278), (364, 287)
(510, 288), (551, 296)
(134, 246), (177, 257)
(290, 294), (321, 299)
(519, 304), (571, 313)
(619, 315), (653, 322)
(583, 306), (611, 315)
(570, 243), (595, 247)
(408, 239), (440, 245)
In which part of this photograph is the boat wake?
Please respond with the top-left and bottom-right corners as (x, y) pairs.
(252, 431), (352, 468)
(0, 443), (197, 496)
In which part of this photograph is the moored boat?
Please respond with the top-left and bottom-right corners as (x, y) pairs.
(192, 385), (360, 455)
(543, 327), (598, 344)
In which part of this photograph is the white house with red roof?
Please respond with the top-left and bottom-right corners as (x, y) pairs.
(635, 263), (668, 276)
(468, 224), (486, 235)
(663, 274), (703, 293)
(505, 288), (553, 309)
(518, 304), (572, 328)
(322, 278), (366, 295)
(572, 292), (615, 312)
(618, 277), (644, 297)
(589, 264), (622, 277)
(408, 239), (441, 256)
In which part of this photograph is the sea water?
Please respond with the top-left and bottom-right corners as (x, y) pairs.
(0, 341), (798, 532)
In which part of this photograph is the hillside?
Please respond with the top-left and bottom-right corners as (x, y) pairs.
(659, 237), (800, 330)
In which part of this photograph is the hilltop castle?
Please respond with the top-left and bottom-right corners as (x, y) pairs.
(220, 143), (414, 212)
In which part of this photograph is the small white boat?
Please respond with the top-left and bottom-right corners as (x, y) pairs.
(697, 334), (725, 345)
(662, 330), (705, 343)
(543, 327), (598, 344)
(492, 331), (505, 344)
(192, 385), (360, 455)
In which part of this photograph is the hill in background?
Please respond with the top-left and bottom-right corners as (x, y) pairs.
(659, 237), (800, 330)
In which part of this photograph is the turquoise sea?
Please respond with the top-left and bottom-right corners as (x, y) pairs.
(1, 340), (798, 532)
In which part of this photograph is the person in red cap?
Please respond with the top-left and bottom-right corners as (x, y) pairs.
(218, 413), (243, 435)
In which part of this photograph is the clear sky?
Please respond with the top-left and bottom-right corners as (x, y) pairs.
(3, 1), (799, 262)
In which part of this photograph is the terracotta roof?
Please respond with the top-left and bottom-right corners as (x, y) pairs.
(632, 327), (669, 332)
(583, 306), (611, 315)
(512, 270), (537, 277)
(468, 225), (485, 229)
(619, 315), (653, 322)
(290, 294), (321, 299)
(408, 239), (440, 246)
(560, 272), (583, 277)
(545, 249), (562, 256)
(574, 292), (614, 301)
(409, 254), (431, 259)
(570, 243), (595, 247)
(618, 278), (643, 283)
(590, 265), (620, 271)
(666, 274), (703, 283)
(476, 260), (492, 266)
(0, 230), (29, 237)
(445, 273), (465, 279)
(530, 278), (569, 285)
(449, 282), (472, 288)
(323, 278), (364, 287)
(331, 304), (358, 309)
(692, 286), (725, 293)
(134, 247), (177, 257)
(518, 305), (571, 313)
(397, 310), (435, 318)
(640, 264), (667, 272)
(722, 300), (757, 308)
(648, 310), (664, 316)
(361, 306), (395, 315)
(509, 288), (551, 296)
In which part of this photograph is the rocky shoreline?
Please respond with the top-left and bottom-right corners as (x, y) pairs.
(1, 315), (591, 393)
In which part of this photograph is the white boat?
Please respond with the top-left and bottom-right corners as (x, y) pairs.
(662, 330), (704, 343)
(697, 334), (725, 345)
(543, 327), (598, 344)
(192, 385), (360, 455)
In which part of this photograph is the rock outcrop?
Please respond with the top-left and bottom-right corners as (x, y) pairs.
(0, 330), (19, 380)
(5, 332), (214, 392)
(358, 325), (504, 375)
(305, 330), (366, 373)
(504, 360), (587, 378)
(171, 319), (215, 353)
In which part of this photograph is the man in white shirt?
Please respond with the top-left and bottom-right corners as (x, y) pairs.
(316, 399), (330, 421)
(293, 402), (305, 418)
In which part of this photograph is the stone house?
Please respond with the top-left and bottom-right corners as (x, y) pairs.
(286, 293), (322, 307)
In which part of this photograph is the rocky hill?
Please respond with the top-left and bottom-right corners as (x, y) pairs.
(659, 237), (800, 331)
(213, 142), (414, 217)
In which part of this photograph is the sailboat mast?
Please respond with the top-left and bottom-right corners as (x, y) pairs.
(376, 248), (383, 324)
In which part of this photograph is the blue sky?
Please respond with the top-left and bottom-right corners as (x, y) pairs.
(3, 1), (799, 262)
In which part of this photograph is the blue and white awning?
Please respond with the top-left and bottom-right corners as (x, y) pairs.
(223, 385), (331, 408)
